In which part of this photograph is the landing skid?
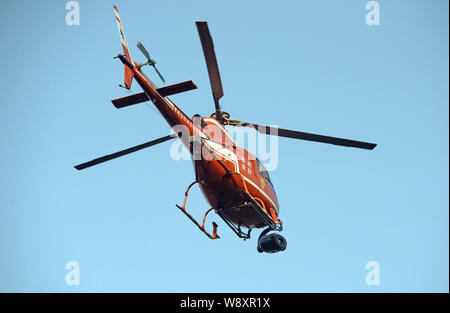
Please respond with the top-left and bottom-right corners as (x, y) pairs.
(175, 179), (282, 241)
(175, 181), (219, 240)
(217, 208), (252, 240)
(216, 193), (283, 241)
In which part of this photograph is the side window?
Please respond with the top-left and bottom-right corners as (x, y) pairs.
(256, 158), (264, 177)
(256, 158), (275, 190)
(265, 170), (274, 189)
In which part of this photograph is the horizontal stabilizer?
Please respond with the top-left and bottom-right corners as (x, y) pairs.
(112, 80), (197, 109)
(112, 92), (149, 108)
(157, 80), (198, 97)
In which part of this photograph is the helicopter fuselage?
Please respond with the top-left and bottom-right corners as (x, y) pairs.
(133, 67), (281, 230)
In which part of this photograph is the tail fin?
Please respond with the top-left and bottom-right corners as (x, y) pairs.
(113, 5), (134, 89)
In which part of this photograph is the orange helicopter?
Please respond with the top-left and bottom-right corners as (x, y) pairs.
(74, 6), (377, 253)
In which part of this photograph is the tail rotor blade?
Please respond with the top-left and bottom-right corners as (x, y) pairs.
(152, 65), (166, 84)
(137, 41), (152, 62)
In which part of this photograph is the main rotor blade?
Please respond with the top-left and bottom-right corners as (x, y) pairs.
(196, 21), (224, 115)
(74, 134), (175, 170)
(137, 41), (152, 61)
(236, 122), (377, 150)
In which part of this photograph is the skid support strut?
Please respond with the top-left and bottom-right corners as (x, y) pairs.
(175, 181), (219, 239)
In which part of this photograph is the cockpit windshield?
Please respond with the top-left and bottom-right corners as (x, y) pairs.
(256, 158), (274, 189)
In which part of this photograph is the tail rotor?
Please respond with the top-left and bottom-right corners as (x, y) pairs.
(137, 41), (166, 84)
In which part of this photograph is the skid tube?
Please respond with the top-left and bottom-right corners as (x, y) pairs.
(175, 180), (219, 239)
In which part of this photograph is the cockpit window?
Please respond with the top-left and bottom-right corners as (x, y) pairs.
(264, 170), (274, 188)
(256, 158), (263, 176)
(256, 158), (274, 189)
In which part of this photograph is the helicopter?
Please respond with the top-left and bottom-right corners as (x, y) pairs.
(74, 5), (377, 253)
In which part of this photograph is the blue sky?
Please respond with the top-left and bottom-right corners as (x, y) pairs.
(0, 0), (448, 292)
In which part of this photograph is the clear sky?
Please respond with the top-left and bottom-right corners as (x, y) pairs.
(0, 0), (448, 292)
